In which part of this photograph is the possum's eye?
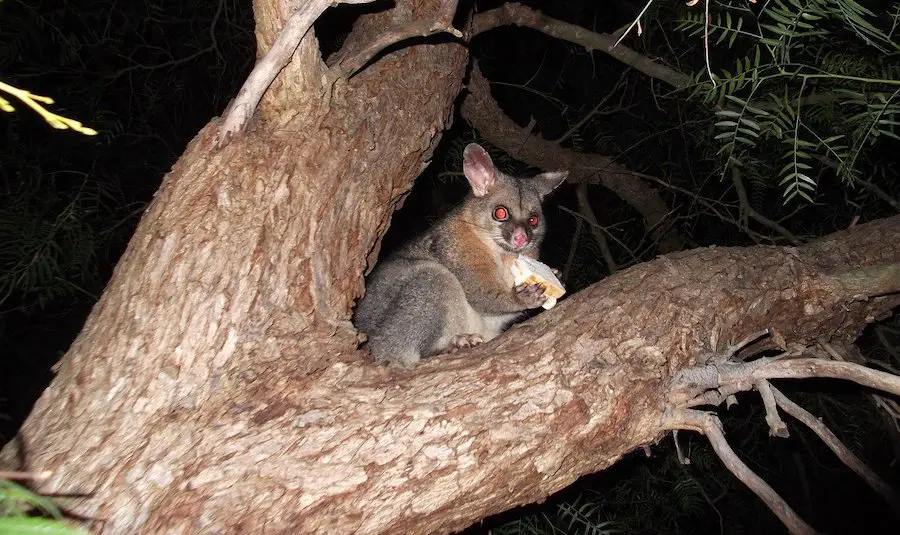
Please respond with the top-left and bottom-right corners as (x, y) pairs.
(492, 205), (509, 221)
(528, 214), (539, 227)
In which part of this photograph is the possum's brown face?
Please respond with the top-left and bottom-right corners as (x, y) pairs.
(468, 177), (546, 254)
(461, 143), (567, 255)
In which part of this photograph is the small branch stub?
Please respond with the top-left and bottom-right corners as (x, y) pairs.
(757, 380), (790, 438)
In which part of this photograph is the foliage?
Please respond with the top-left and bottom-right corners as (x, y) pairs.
(0, 81), (97, 135)
(676, 0), (900, 203)
(0, 478), (88, 534)
(0, 0), (255, 438)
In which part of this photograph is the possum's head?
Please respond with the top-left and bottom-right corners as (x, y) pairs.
(460, 143), (567, 255)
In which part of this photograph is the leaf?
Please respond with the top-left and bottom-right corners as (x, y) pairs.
(0, 481), (62, 519)
(0, 517), (89, 535)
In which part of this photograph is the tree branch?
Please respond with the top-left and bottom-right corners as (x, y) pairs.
(215, 0), (378, 146)
(770, 387), (900, 516)
(0, 470), (52, 481)
(831, 263), (900, 298)
(14, 205), (900, 533)
(814, 154), (900, 213)
(328, 0), (462, 75)
(662, 409), (818, 535)
(857, 178), (900, 213)
(471, 2), (691, 90)
(675, 355), (900, 408)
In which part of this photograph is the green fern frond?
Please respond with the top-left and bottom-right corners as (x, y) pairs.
(675, 9), (760, 49)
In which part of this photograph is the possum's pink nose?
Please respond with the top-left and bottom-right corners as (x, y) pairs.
(511, 228), (528, 249)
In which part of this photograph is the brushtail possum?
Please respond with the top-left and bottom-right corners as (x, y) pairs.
(354, 143), (568, 366)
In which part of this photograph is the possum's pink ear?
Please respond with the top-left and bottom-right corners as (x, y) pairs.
(533, 171), (568, 198)
(463, 143), (497, 197)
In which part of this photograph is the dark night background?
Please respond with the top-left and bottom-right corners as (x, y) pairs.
(2, 0), (899, 533)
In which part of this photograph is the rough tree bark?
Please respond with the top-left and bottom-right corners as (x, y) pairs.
(4, 1), (900, 534)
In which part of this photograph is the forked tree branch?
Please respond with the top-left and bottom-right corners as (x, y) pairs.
(328, 0), (462, 74)
(770, 386), (900, 516)
(662, 409), (818, 535)
(216, 0), (378, 147)
(663, 326), (900, 533)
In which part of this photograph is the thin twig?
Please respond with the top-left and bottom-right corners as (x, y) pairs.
(702, 0), (715, 83)
(723, 328), (770, 359)
(575, 184), (618, 273)
(673, 430), (690, 464)
(612, 0), (655, 48)
(857, 178), (900, 213)
(562, 216), (583, 285)
(556, 70), (629, 144)
(633, 172), (787, 244)
(771, 387), (900, 516)
(559, 206), (641, 267)
(471, 2), (691, 89)
(662, 409), (818, 535)
(815, 154), (900, 213)
(675, 455), (725, 535)
(731, 166), (801, 245)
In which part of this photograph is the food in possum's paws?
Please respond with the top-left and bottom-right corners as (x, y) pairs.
(510, 256), (566, 309)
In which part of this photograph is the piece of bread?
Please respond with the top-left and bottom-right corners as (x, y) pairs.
(510, 255), (566, 309)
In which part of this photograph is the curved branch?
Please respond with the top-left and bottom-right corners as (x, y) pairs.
(472, 2), (691, 90)
(328, 0), (462, 75)
(751, 358), (900, 397)
(675, 356), (900, 408)
(771, 387), (900, 516)
(662, 409), (818, 535)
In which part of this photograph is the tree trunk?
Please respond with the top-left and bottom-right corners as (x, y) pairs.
(6, 0), (468, 531)
(5, 1), (900, 534)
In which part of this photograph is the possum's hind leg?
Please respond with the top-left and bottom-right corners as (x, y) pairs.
(363, 264), (471, 367)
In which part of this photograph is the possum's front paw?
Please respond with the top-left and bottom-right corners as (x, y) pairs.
(514, 282), (547, 309)
(449, 333), (485, 352)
